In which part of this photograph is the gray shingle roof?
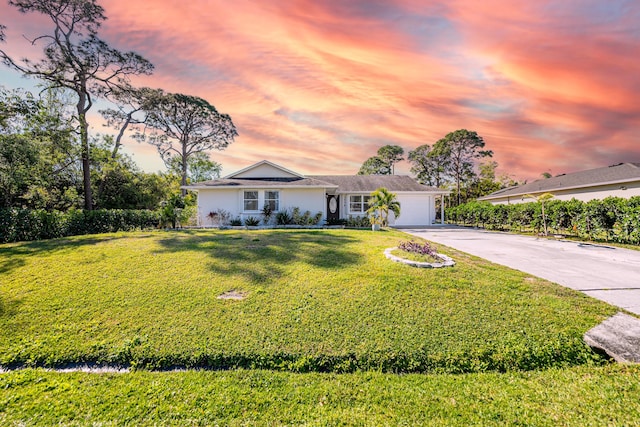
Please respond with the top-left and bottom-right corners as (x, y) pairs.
(480, 163), (640, 200)
(309, 175), (443, 192)
(187, 174), (445, 192)
(189, 177), (337, 188)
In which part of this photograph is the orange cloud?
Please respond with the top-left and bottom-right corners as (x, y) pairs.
(1, 0), (638, 180)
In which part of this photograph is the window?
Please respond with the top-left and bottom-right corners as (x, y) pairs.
(243, 191), (258, 211)
(265, 191), (279, 211)
(349, 195), (371, 214)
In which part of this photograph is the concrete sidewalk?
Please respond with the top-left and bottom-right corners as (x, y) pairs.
(404, 226), (640, 315)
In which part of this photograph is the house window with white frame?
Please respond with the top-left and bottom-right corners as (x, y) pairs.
(243, 191), (259, 211)
(349, 195), (371, 214)
(265, 190), (280, 211)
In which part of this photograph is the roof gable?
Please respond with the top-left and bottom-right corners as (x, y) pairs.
(225, 160), (304, 179)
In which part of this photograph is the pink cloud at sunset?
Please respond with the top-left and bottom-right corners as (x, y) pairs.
(1, 0), (638, 181)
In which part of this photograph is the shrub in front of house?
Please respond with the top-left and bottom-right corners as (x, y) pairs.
(291, 207), (323, 226)
(345, 215), (371, 228)
(276, 210), (293, 225)
(207, 209), (232, 226)
(275, 208), (323, 226)
(325, 218), (347, 226)
(262, 203), (273, 225)
(244, 216), (261, 227)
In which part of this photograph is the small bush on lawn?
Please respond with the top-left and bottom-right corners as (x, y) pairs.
(394, 240), (442, 263)
(398, 240), (437, 257)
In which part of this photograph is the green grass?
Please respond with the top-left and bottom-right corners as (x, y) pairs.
(2, 365), (639, 426)
(0, 229), (632, 424)
(0, 229), (616, 372)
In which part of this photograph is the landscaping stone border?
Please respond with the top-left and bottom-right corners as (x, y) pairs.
(384, 248), (455, 268)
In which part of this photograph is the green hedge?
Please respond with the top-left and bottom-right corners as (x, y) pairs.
(448, 197), (640, 244)
(0, 209), (161, 243)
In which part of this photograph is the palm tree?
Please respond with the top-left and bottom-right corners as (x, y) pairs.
(367, 187), (401, 227)
(526, 192), (554, 235)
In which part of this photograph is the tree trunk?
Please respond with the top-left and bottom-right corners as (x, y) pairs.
(111, 114), (131, 159)
(77, 97), (93, 210)
(80, 120), (92, 210)
(181, 145), (188, 197)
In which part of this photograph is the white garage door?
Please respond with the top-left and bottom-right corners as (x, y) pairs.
(391, 195), (432, 226)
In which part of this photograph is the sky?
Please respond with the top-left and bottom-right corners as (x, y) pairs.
(1, 0), (639, 181)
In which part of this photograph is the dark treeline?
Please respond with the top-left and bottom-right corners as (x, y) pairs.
(0, 87), (206, 242)
(358, 130), (519, 207)
(0, 0), (237, 242)
(0, 86), (179, 211)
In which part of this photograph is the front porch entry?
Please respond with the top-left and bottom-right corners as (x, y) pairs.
(326, 195), (340, 221)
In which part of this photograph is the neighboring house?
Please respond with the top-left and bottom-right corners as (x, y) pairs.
(184, 160), (449, 227)
(479, 163), (640, 204)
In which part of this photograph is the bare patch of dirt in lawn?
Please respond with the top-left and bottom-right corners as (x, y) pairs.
(217, 290), (247, 300)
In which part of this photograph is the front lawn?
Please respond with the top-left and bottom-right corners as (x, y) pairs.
(0, 229), (615, 372)
(2, 365), (639, 426)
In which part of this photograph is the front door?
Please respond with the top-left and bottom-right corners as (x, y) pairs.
(326, 195), (340, 221)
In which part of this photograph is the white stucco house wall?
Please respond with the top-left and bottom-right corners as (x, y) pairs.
(184, 160), (449, 227)
(479, 163), (640, 204)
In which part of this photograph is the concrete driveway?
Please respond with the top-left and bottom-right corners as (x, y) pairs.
(404, 226), (640, 315)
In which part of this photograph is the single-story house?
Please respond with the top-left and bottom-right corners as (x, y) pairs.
(479, 162), (640, 204)
(184, 160), (449, 227)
